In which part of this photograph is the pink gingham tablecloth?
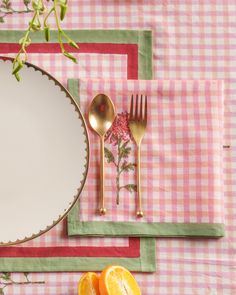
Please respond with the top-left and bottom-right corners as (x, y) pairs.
(1, 1), (236, 294)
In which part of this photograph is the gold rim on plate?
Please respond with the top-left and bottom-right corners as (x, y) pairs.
(0, 56), (90, 246)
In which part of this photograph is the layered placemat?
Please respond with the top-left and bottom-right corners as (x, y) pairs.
(0, 236), (155, 272)
(68, 78), (225, 238)
(1, 2), (236, 294)
(0, 29), (152, 80)
(0, 29), (156, 272)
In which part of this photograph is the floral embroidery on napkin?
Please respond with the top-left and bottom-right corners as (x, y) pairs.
(105, 112), (137, 205)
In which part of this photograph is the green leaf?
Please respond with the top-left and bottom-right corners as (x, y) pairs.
(0, 272), (11, 281)
(121, 162), (136, 172)
(0, 288), (4, 294)
(24, 0), (31, 6)
(60, 4), (67, 21)
(122, 184), (137, 193)
(12, 61), (23, 75)
(122, 141), (129, 148)
(119, 145), (131, 159)
(23, 272), (30, 282)
(68, 40), (79, 49)
(104, 147), (115, 164)
(14, 72), (21, 82)
(0, 17), (4, 23)
(58, 0), (67, 5)
(32, 0), (43, 11)
(44, 26), (50, 42)
(63, 51), (77, 63)
(1, 0), (11, 10)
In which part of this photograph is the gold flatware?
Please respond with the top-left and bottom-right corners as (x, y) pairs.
(129, 94), (147, 217)
(88, 94), (116, 215)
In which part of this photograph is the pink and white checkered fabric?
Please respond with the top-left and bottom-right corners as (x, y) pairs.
(79, 79), (224, 224)
(3, 53), (127, 87)
(1, 1), (236, 294)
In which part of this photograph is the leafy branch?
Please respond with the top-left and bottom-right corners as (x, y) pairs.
(11, 0), (79, 81)
(119, 162), (136, 174)
(0, 0), (33, 23)
(105, 139), (137, 205)
(0, 272), (45, 294)
(104, 147), (116, 165)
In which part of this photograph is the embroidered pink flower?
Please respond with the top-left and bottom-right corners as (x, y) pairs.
(105, 112), (131, 145)
(104, 111), (136, 204)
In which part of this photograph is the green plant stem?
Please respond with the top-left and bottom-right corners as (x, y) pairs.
(0, 6), (33, 18)
(53, 0), (78, 53)
(0, 273), (45, 294)
(118, 165), (126, 175)
(53, 0), (64, 52)
(10, 0), (78, 79)
(0, 8), (32, 14)
(116, 165), (120, 205)
(1, 280), (45, 286)
(60, 29), (72, 42)
(14, 10), (38, 63)
(116, 139), (122, 205)
(43, 6), (54, 27)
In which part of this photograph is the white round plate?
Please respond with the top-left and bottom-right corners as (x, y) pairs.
(0, 57), (89, 246)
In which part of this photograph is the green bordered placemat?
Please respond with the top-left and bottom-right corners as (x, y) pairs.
(0, 238), (156, 272)
(66, 29), (224, 237)
(0, 29), (152, 79)
(67, 80), (224, 238)
(0, 29), (155, 272)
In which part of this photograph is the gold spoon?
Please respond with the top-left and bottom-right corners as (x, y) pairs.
(88, 94), (116, 215)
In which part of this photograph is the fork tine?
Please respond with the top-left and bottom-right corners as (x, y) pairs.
(140, 94), (143, 120)
(144, 95), (147, 122)
(135, 94), (139, 119)
(129, 94), (134, 119)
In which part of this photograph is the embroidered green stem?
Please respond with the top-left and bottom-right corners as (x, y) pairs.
(105, 139), (137, 205)
(116, 139), (122, 204)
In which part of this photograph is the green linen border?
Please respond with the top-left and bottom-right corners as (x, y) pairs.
(0, 30), (152, 79)
(67, 78), (225, 238)
(0, 238), (156, 272)
(0, 29), (156, 272)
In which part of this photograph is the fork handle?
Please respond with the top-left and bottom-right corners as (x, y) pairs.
(136, 144), (144, 217)
(99, 136), (106, 215)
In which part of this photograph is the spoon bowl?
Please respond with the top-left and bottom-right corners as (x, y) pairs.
(88, 94), (116, 136)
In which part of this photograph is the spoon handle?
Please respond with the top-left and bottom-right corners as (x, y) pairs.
(99, 136), (106, 215)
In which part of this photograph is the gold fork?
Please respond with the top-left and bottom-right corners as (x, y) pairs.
(129, 94), (147, 217)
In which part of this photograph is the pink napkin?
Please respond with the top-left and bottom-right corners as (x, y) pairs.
(74, 79), (224, 231)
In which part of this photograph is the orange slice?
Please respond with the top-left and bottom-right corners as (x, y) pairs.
(99, 265), (141, 295)
(78, 272), (100, 295)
